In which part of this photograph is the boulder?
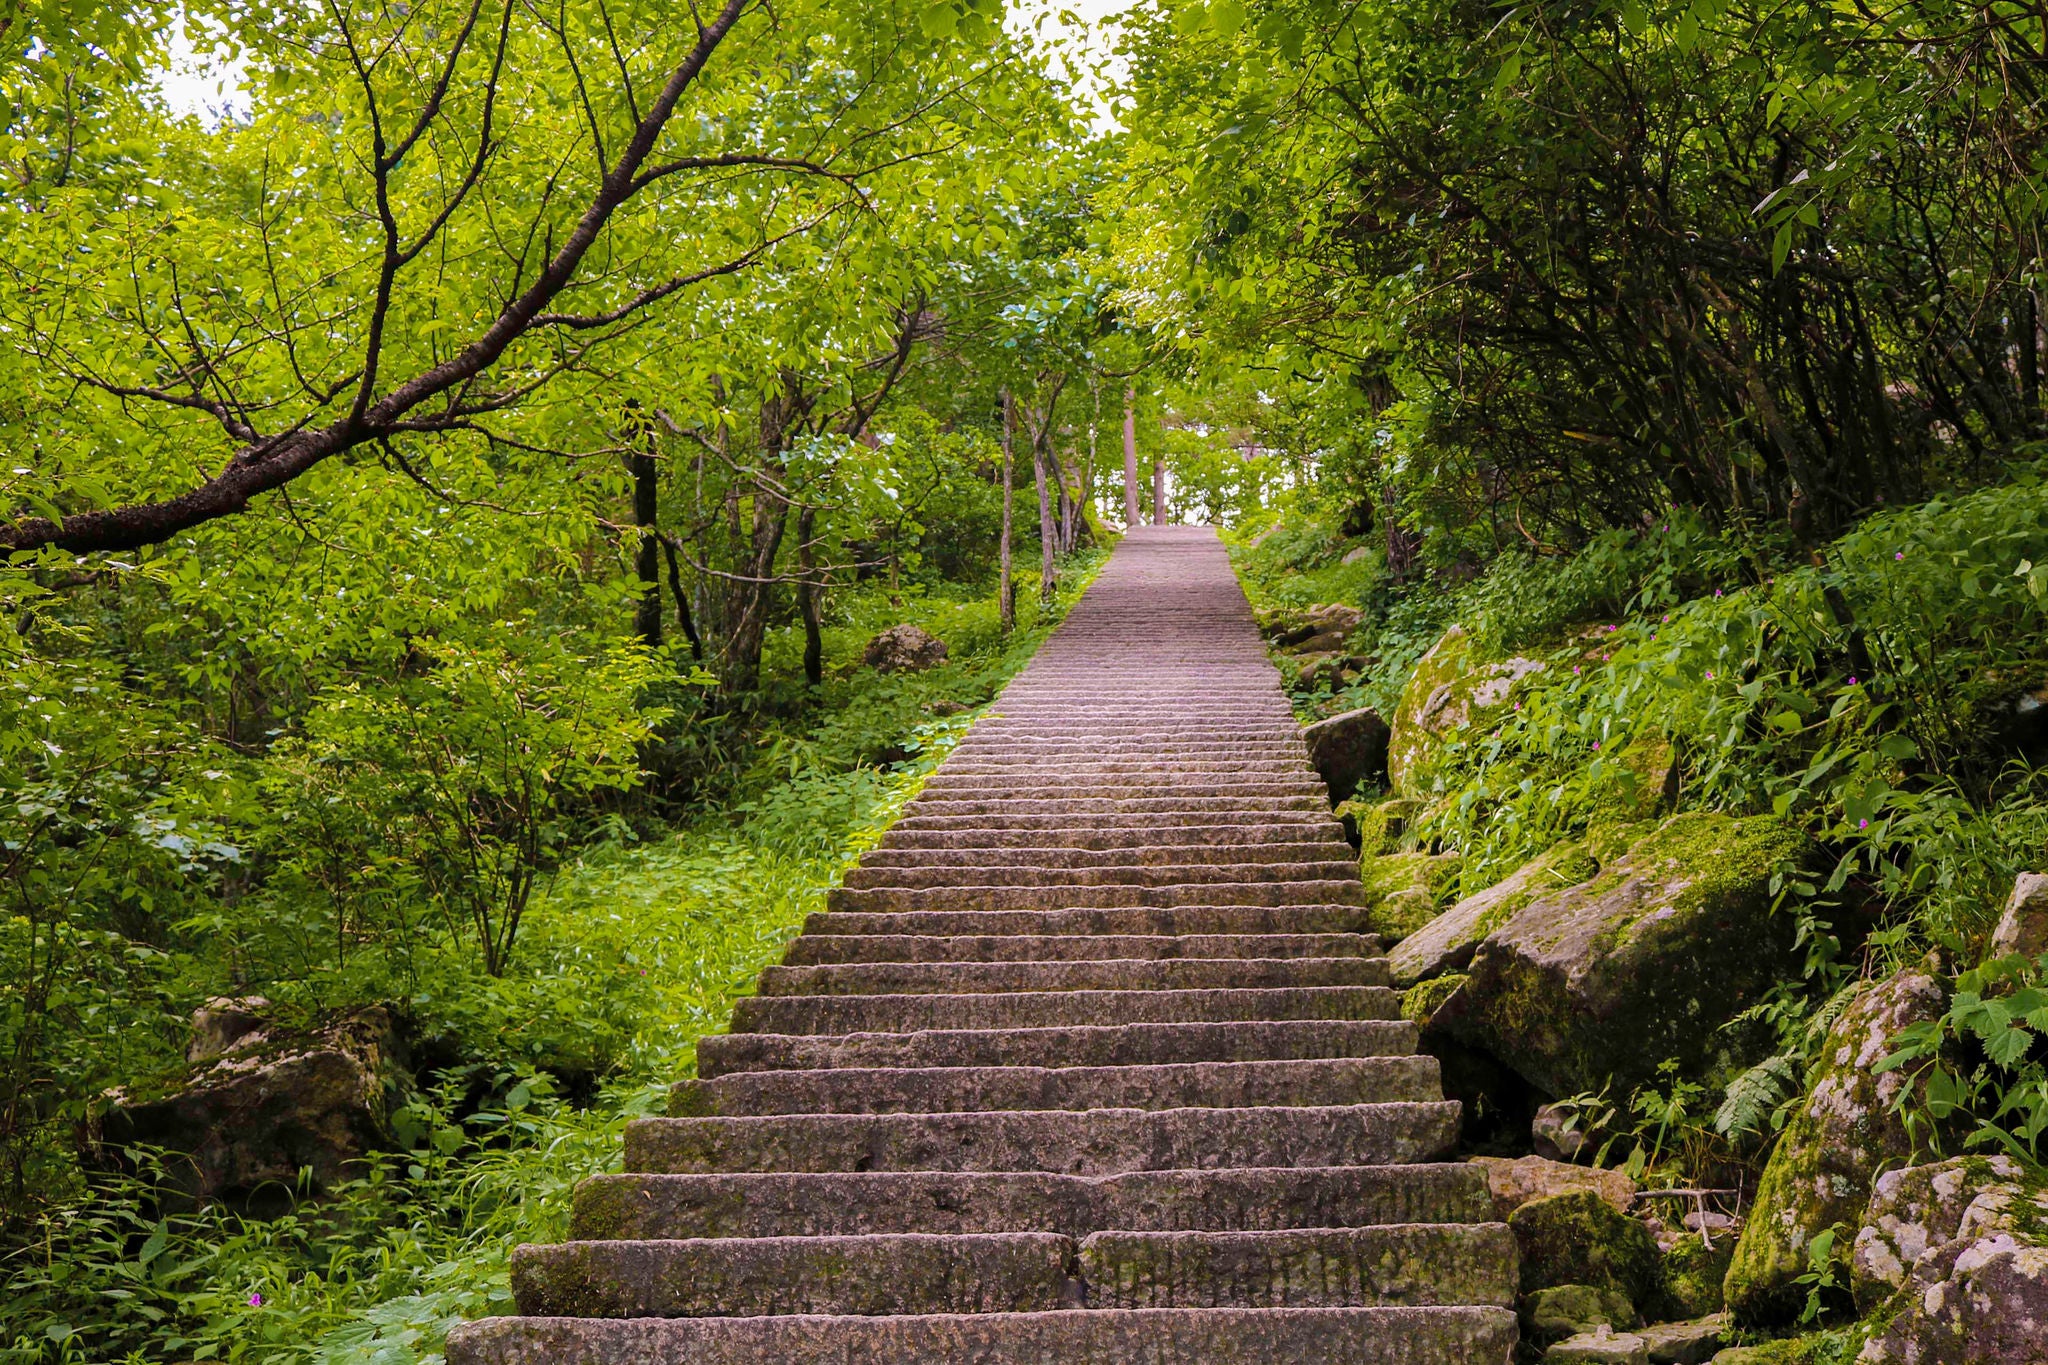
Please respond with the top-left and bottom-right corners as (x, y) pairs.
(1300, 706), (1392, 801)
(1852, 1156), (2028, 1311)
(1548, 1327), (1650, 1363)
(863, 624), (948, 673)
(94, 1004), (410, 1214)
(1511, 1191), (1666, 1313)
(1387, 625), (1546, 796)
(1723, 972), (1948, 1324)
(1662, 1235), (1735, 1317)
(1342, 797), (1417, 856)
(1533, 1100), (1594, 1162)
(1470, 1154), (1638, 1222)
(1404, 973), (1469, 1029)
(1389, 841), (1599, 986)
(1989, 872), (2048, 961)
(1857, 1228), (2048, 1364)
(188, 995), (272, 1062)
(1435, 813), (1817, 1097)
(1266, 603), (1363, 649)
(1361, 850), (1463, 943)
(1525, 1283), (1639, 1348)
(1638, 1315), (1730, 1364)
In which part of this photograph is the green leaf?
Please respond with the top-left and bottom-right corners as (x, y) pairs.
(1211, 0), (1246, 36)
(920, 3), (959, 38)
(1772, 222), (1794, 273)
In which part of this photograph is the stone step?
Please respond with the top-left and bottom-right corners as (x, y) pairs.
(508, 1223), (1516, 1318)
(937, 759), (1312, 774)
(569, 1163), (1496, 1239)
(781, 933), (1379, 965)
(877, 825), (1350, 851)
(622, 1102), (1462, 1175)
(898, 797), (1328, 818)
(669, 1057), (1442, 1116)
(825, 881), (1368, 912)
(914, 780), (1328, 800)
(800, 906), (1372, 937)
(858, 843), (1349, 870)
(697, 1020), (1419, 1077)
(730, 986), (1402, 1035)
(889, 810), (1335, 831)
(839, 861), (1359, 890)
(753, 958), (1388, 997)
(447, 1306), (1518, 1365)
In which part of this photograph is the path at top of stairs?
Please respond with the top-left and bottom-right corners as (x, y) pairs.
(445, 526), (1518, 1365)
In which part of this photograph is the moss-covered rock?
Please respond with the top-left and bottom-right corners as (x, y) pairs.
(1387, 625), (1547, 796)
(1362, 850), (1464, 943)
(1403, 972), (1469, 1027)
(1722, 972), (1947, 1325)
(1468, 1154), (1638, 1222)
(1343, 796), (1420, 856)
(1663, 1234), (1736, 1317)
(1511, 1191), (1666, 1314)
(1389, 840), (1600, 986)
(1525, 1283), (1640, 1348)
(1437, 812), (1819, 1097)
(1850, 1155), (2030, 1311)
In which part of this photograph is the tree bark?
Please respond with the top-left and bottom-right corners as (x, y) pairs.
(797, 503), (822, 686)
(631, 439), (663, 648)
(1122, 383), (1140, 527)
(1033, 423), (1058, 604)
(1152, 453), (1168, 526)
(999, 389), (1015, 634)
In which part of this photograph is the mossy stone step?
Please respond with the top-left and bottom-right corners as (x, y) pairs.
(839, 861), (1359, 890)
(695, 1020), (1419, 1077)
(445, 1306), (1518, 1365)
(730, 985), (1402, 1035)
(569, 1164), (1496, 1240)
(622, 1102), (1462, 1175)
(1077, 1224), (1518, 1310)
(876, 825), (1351, 850)
(669, 1057), (1441, 1116)
(824, 881), (1368, 912)
(753, 957), (1388, 998)
(896, 796), (1329, 818)
(857, 842), (1348, 869)
(780, 932), (1379, 965)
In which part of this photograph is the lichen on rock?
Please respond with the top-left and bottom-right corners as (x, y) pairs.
(1386, 625), (1547, 796)
(1361, 850), (1464, 944)
(1511, 1190), (1667, 1315)
(1390, 840), (1599, 986)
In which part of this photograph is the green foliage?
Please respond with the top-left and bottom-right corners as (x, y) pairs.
(1877, 951), (2048, 1167)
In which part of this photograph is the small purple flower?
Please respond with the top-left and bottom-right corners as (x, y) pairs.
(1592, 741), (1601, 750)
(1706, 671), (1715, 679)
(1895, 551), (1905, 560)
(1601, 653), (1610, 661)
(1573, 666), (1581, 674)
(249, 1294), (263, 1308)
(1848, 676), (1858, 686)
(1858, 819), (1869, 829)
(1714, 589), (1723, 597)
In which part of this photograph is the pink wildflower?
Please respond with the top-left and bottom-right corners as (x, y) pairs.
(249, 1294), (263, 1308)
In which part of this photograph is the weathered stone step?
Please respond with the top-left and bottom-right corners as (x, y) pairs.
(508, 1223), (1516, 1318)
(570, 1163), (1496, 1240)
(914, 779), (1327, 800)
(622, 1102), (1461, 1174)
(939, 755), (1310, 769)
(825, 881), (1368, 912)
(898, 796), (1328, 818)
(697, 1020), (1418, 1077)
(669, 1057), (1441, 1116)
(1077, 1224), (1519, 1310)
(447, 1305), (1518, 1365)
(801, 906), (1371, 937)
(782, 933), (1378, 965)
(886, 815), (1340, 839)
(877, 825), (1346, 850)
(730, 985), (1401, 1035)
(754, 958), (1388, 997)
(839, 861), (1359, 890)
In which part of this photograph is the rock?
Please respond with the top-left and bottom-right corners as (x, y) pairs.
(1437, 813), (1818, 1097)
(1525, 1283), (1640, 1347)
(1857, 1229), (2048, 1364)
(1342, 797), (1417, 856)
(1638, 1315), (1730, 1364)
(1387, 625), (1546, 796)
(863, 624), (948, 673)
(1662, 1235), (1735, 1317)
(1548, 1326), (1651, 1363)
(1989, 872), (2048, 961)
(1361, 851), (1462, 943)
(188, 996), (272, 1062)
(923, 699), (967, 717)
(1389, 841), (1599, 986)
(95, 1004), (410, 1215)
(1852, 1157), (2029, 1311)
(1469, 1154), (1638, 1222)
(1403, 973), (1469, 1029)
(1341, 544), (1375, 565)
(1510, 1191), (1665, 1314)
(1724, 972), (1948, 1324)
(1301, 707), (1392, 801)
(1533, 1101), (1593, 1162)
(1267, 603), (1362, 649)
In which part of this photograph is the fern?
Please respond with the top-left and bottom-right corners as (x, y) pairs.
(1716, 1053), (1803, 1139)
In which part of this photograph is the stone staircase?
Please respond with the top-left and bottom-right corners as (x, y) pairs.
(447, 527), (1518, 1364)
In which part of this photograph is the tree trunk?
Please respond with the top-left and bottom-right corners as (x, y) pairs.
(723, 380), (802, 689)
(797, 503), (822, 687)
(1033, 424), (1058, 605)
(1123, 384), (1140, 527)
(1152, 454), (1168, 526)
(999, 389), (1015, 633)
(632, 435), (664, 648)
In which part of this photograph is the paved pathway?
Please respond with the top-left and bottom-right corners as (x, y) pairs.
(448, 527), (1517, 1363)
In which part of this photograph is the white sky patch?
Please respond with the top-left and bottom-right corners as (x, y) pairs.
(155, 17), (248, 125)
(1011, 0), (1132, 130)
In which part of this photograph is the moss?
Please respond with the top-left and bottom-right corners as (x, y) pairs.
(1403, 972), (1469, 1026)
(1471, 841), (1599, 940)
(1363, 851), (1464, 943)
(1663, 1234), (1735, 1317)
(1510, 1192), (1666, 1314)
(1348, 797), (1420, 855)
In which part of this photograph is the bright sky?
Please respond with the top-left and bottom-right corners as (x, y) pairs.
(157, 2), (1135, 126)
